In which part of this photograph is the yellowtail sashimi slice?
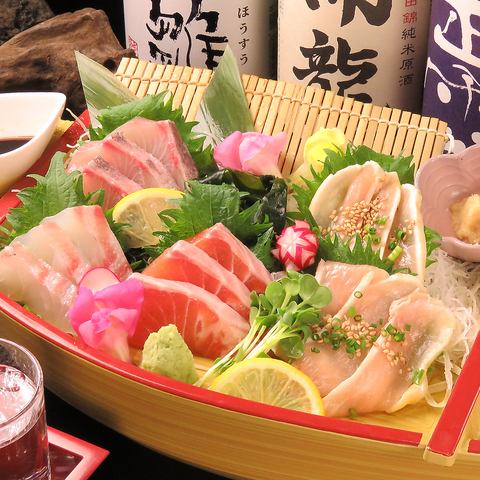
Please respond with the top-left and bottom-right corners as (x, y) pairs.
(296, 272), (422, 396)
(0, 243), (77, 332)
(315, 260), (388, 316)
(387, 184), (426, 282)
(323, 290), (457, 417)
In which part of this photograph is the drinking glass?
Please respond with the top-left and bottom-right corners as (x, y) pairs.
(0, 339), (50, 479)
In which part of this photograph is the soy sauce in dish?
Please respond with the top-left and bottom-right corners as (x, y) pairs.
(0, 137), (33, 154)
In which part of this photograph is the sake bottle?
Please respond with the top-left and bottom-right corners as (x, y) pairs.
(278, 0), (431, 112)
(123, 0), (276, 77)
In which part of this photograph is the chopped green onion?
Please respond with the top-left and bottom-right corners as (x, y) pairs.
(354, 314), (363, 322)
(312, 333), (320, 341)
(385, 324), (397, 335)
(311, 347), (320, 353)
(395, 228), (407, 240)
(372, 236), (381, 245)
(412, 368), (425, 385)
(370, 322), (378, 328)
(389, 241), (398, 251)
(394, 332), (406, 342)
(348, 408), (359, 419)
(376, 217), (387, 225)
(354, 291), (363, 299)
(405, 324), (412, 332)
(387, 246), (404, 263)
(347, 306), (357, 318)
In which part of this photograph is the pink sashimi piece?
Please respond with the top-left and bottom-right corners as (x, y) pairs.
(213, 131), (243, 170)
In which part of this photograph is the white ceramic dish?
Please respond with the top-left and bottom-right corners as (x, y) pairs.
(0, 92), (66, 194)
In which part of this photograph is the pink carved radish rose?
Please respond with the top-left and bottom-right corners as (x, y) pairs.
(272, 221), (318, 271)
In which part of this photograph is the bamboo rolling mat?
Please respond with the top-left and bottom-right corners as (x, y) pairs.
(115, 57), (449, 176)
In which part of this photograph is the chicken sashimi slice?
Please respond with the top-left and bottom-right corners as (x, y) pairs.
(373, 172), (401, 256)
(102, 135), (179, 190)
(111, 118), (198, 188)
(129, 274), (249, 359)
(189, 223), (271, 293)
(0, 243), (77, 332)
(296, 272), (422, 396)
(81, 157), (142, 210)
(14, 221), (92, 284)
(323, 290), (457, 417)
(67, 141), (103, 172)
(315, 260), (388, 316)
(143, 240), (252, 319)
(44, 206), (132, 281)
(386, 184), (427, 282)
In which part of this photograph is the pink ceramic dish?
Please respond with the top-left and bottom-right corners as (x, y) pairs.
(415, 144), (480, 263)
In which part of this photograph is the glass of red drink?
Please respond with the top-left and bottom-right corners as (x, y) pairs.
(0, 339), (50, 479)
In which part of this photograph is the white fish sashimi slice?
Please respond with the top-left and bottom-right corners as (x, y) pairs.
(295, 272), (422, 396)
(102, 135), (179, 190)
(67, 141), (103, 172)
(14, 221), (92, 284)
(0, 243), (76, 332)
(373, 172), (401, 256)
(111, 117), (198, 188)
(45, 206), (132, 281)
(81, 157), (143, 209)
(387, 184), (427, 282)
(323, 290), (457, 417)
(315, 260), (388, 316)
(309, 164), (364, 229)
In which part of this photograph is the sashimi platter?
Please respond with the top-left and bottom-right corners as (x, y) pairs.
(1, 51), (479, 479)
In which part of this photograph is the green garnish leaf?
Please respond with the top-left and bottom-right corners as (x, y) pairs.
(197, 45), (254, 144)
(90, 92), (216, 176)
(2, 153), (102, 246)
(317, 234), (393, 273)
(250, 227), (279, 272)
(151, 181), (271, 263)
(425, 226), (442, 267)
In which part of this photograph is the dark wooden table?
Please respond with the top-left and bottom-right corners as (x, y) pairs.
(45, 389), (226, 479)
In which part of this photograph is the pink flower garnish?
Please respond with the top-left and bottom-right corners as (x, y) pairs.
(272, 221), (318, 271)
(68, 277), (144, 363)
(214, 131), (287, 177)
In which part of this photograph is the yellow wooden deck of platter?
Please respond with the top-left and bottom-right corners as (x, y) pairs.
(1, 59), (479, 480)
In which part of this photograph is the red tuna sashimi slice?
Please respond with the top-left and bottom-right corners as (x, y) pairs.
(143, 240), (251, 319)
(129, 273), (248, 359)
(0, 243), (77, 332)
(110, 117), (198, 187)
(44, 206), (132, 281)
(14, 221), (93, 284)
(189, 223), (271, 293)
(67, 141), (103, 172)
(102, 135), (179, 189)
(81, 157), (142, 209)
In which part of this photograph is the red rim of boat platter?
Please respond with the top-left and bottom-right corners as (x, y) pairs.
(0, 112), (479, 460)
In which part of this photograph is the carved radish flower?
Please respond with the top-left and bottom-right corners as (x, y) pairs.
(272, 221), (318, 271)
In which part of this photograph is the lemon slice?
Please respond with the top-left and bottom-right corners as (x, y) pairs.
(112, 188), (183, 248)
(209, 358), (325, 415)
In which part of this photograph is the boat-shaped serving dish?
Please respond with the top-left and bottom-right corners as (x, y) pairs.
(0, 61), (479, 479)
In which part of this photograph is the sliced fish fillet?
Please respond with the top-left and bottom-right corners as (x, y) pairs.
(130, 273), (249, 359)
(143, 240), (252, 319)
(189, 223), (271, 293)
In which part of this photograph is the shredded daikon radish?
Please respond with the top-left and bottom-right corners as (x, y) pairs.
(425, 249), (480, 407)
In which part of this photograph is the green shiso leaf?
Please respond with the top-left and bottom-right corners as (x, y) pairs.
(317, 234), (393, 273)
(75, 51), (137, 119)
(151, 181), (272, 264)
(197, 45), (254, 144)
(1, 153), (102, 246)
(292, 145), (415, 229)
(251, 227), (281, 272)
(89, 92), (216, 175)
